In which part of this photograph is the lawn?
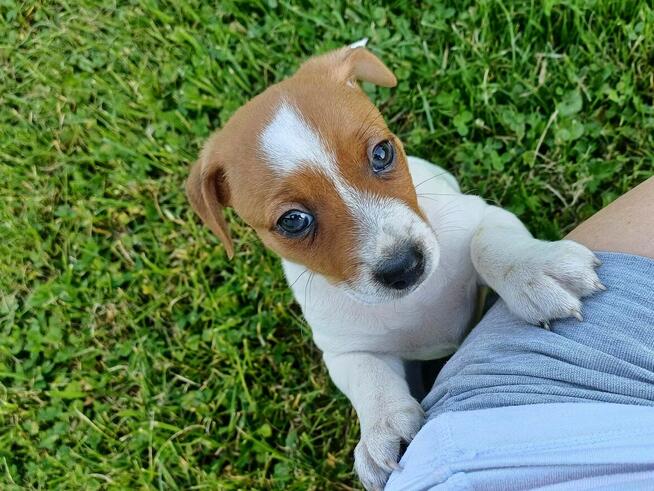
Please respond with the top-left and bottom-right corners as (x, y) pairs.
(2, 0), (653, 489)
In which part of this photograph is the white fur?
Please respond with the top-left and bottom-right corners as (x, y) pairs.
(259, 100), (335, 176)
(282, 156), (603, 490)
(340, 194), (438, 304)
(470, 208), (603, 326)
(349, 38), (369, 49)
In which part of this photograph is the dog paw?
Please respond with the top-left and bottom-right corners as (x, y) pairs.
(354, 399), (424, 491)
(499, 240), (604, 325)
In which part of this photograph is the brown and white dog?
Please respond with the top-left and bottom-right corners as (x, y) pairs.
(186, 41), (603, 490)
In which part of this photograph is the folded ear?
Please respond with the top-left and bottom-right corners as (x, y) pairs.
(185, 135), (235, 259)
(296, 43), (397, 88)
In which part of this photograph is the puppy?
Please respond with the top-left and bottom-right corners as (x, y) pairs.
(186, 42), (603, 490)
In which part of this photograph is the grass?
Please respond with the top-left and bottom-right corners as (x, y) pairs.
(1, 0), (653, 488)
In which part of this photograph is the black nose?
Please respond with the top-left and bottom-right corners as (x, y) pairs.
(374, 245), (426, 291)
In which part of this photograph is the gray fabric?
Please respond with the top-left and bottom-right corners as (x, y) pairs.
(387, 403), (654, 490)
(424, 252), (654, 420)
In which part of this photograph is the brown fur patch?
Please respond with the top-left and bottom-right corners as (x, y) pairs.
(257, 167), (358, 282)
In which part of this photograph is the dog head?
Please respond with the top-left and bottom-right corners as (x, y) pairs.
(187, 42), (439, 303)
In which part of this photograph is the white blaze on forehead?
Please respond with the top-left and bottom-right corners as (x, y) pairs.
(259, 101), (337, 175)
(259, 101), (365, 214)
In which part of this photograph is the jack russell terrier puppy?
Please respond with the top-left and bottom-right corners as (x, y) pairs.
(186, 41), (603, 490)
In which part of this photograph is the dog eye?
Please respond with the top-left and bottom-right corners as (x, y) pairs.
(277, 210), (314, 237)
(370, 140), (395, 173)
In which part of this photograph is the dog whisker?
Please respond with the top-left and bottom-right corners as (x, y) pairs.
(417, 191), (465, 197)
(357, 111), (386, 141)
(355, 105), (378, 140)
(289, 267), (310, 288)
(413, 171), (450, 190)
(303, 271), (316, 308)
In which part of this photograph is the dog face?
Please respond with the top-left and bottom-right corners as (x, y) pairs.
(187, 45), (439, 303)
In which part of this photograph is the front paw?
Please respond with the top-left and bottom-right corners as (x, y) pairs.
(499, 240), (604, 326)
(354, 399), (424, 491)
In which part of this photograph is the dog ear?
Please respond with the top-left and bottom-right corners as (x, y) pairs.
(186, 135), (235, 259)
(344, 44), (397, 87)
(297, 42), (397, 88)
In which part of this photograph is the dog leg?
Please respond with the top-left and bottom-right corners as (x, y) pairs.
(323, 352), (424, 491)
(470, 205), (604, 325)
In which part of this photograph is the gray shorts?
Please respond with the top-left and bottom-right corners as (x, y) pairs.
(387, 253), (654, 490)
(424, 252), (654, 420)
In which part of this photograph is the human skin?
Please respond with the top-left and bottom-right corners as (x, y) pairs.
(567, 177), (654, 260)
